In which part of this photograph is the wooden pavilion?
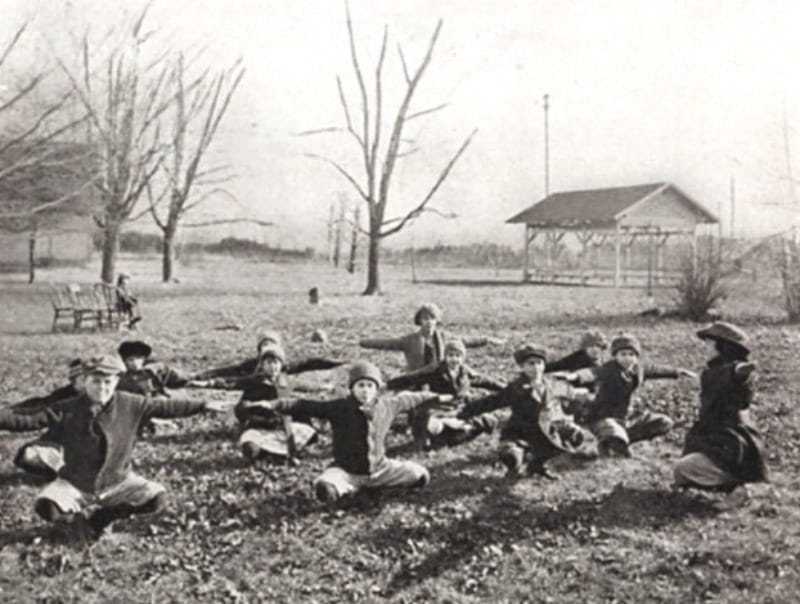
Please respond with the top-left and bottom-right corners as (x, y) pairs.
(506, 182), (718, 287)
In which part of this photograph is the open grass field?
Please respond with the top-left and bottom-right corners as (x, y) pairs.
(1, 255), (799, 603)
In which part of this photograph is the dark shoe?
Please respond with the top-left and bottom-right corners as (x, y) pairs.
(315, 482), (339, 504)
(241, 442), (261, 461)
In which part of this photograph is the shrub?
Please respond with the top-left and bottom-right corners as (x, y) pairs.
(674, 246), (729, 321)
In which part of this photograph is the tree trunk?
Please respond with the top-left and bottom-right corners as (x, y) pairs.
(28, 227), (36, 284)
(162, 223), (178, 282)
(363, 227), (381, 295)
(347, 205), (360, 274)
(100, 220), (120, 284)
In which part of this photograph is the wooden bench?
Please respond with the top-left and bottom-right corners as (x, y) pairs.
(49, 283), (123, 332)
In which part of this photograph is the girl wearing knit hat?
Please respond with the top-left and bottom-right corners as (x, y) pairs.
(386, 339), (505, 451)
(359, 303), (504, 372)
(674, 322), (767, 506)
(0, 359), (85, 478)
(188, 342), (323, 464)
(192, 329), (346, 381)
(260, 360), (453, 504)
(458, 344), (592, 479)
(560, 334), (696, 457)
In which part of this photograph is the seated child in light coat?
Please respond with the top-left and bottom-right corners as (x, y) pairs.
(458, 344), (592, 479)
(262, 361), (453, 504)
(385, 339), (503, 450)
(189, 342), (320, 464)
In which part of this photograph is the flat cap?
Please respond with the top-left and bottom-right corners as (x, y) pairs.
(513, 343), (548, 365)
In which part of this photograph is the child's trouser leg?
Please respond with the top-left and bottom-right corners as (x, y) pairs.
(674, 452), (738, 490)
(365, 459), (429, 490)
(239, 424), (316, 460)
(313, 467), (361, 502)
(498, 441), (527, 474)
(14, 440), (64, 477)
(590, 418), (630, 454)
(428, 416), (487, 448)
(626, 412), (673, 444)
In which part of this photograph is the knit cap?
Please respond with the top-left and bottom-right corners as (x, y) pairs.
(258, 343), (286, 364)
(414, 303), (442, 326)
(611, 334), (641, 357)
(67, 359), (83, 380)
(348, 361), (383, 389)
(256, 330), (283, 352)
(513, 343), (548, 365)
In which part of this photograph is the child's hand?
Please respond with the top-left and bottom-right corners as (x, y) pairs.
(551, 371), (577, 382)
(677, 368), (698, 380)
(734, 361), (757, 381)
(437, 394), (455, 404)
(187, 379), (210, 388)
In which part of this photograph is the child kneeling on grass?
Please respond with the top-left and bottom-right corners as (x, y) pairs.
(386, 339), (503, 451)
(674, 322), (767, 506)
(31, 355), (228, 542)
(262, 360), (453, 504)
(189, 342), (319, 464)
(458, 344), (592, 479)
(558, 334), (696, 457)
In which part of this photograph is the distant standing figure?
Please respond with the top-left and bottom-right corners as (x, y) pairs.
(309, 287), (320, 305)
(116, 273), (142, 329)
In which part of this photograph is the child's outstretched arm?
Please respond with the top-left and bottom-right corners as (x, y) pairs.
(457, 388), (508, 419)
(0, 407), (51, 432)
(359, 336), (405, 351)
(385, 369), (432, 392)
(285, 357), (347, 375)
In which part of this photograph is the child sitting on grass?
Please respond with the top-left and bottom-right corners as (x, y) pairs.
(359, 303), (503, 372)
(385, 339), (504, 450)
(0, 359), (84, 478)
(189, 342), (320, 464)
(560, 334), (696, 457)
(546, 330), (608, 374)
(674, 322), (767, 506)
(262, 361), (453, 504)
(458, 344), (592, 479)
(29, 355), (228, 543)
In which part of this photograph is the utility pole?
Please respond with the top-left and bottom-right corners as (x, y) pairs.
(543, 93), (550, 196)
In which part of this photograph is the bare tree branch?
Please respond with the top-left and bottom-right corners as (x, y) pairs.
(294, 126), (346, 136)
(182, 217), (273, 228)
(380, 128), (475, 238)
(406, 102), (448, 122)
(304, 152), (369, 201)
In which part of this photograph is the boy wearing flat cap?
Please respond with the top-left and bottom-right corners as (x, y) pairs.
(22, 354), (226, 542)
(674, 322), (767, 503)
(116, 340), (191, 397)
(262, 360), (453, 504)
(458, 344), (592, 479)
(562, 334), (695, 457)
(0, 359), (84, 478)
(386, 339), (504, 450)
(192, 329), (346, 381)
(359, 303), (503, 372)
(189, 342), (320, 463)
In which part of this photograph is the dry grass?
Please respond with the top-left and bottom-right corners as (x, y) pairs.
(0, 256), (798, 603)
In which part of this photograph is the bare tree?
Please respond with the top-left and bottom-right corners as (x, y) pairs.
(303, 3), (474, 294)
(57, 8), (178, 283)
(0, 22), (91, 282)
(347, 202), (360, 274)
(147, 53), (244, 282)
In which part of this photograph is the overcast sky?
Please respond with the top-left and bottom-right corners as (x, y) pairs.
(5, 0), (800, 248)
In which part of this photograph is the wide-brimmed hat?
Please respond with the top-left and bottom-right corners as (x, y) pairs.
(348, 360), (383, 389)
(611, 334), (641, 357)
(83, 354), (126, 376)
(696, 321), (749, 353)
(513, 343), (548, 365)
(414, 303), (442, 326)
(117, 340), (152, 359)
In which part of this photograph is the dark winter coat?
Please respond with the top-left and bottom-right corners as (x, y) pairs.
(4, 391), (206, 492)
(275, 392), (439, 474)
(545, 349), (600, 373)
(203, 374), (295, 429)
(682, 358), (767, 483)
(386, 362), (504, 404)
(458, 374), (586, 455)
(9, 384), (79, 414)
(574, 360), (678, 424)
(117, 362), (189, 397)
